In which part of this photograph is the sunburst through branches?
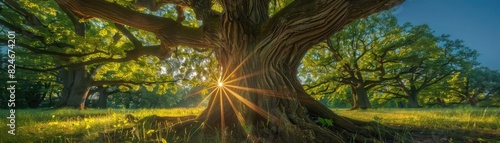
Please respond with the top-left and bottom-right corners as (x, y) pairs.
(217, 81), (224, 87)
(182, 51), (285, 141)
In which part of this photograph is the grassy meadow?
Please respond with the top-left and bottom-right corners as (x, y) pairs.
(0, 108), (498, 143)
(334, 108), (500, 142)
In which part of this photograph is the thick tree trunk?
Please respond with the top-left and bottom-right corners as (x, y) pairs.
(124, 99), (131, 109)
(169, 1), (389, 141)
(57, 65), (92, 109)
(397, 101), (405, 108)
(467, 98), (477, 107)
(351, 85), (372, 109)
(48, 90), (54, 107)
(172, 43), (382, 142)
(182, 58), (336, 142)
(25, 93), (44, 108)
(96, 86), (108, 108)
(407, 92), (420, 108)
(24, 82), (51, 108)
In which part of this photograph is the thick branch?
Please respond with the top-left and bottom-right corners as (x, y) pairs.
(58, 3), (86, 36)
(134, 0), (173, 11)
(7, 20), (163, 72)
(2, 0), (43, 27)
(221, 0), (270, 25)
(92, 80), (178, 86)
(55, 0), (173, 32)
(303, 80), (330, 90)
(260, 0), (349, 54)
(0, 38), (104, 57)
(376, 95), (405, 102)
(261, 0), (404, 53)
(114, 24), (143, 48)
(16, 45), (162, 72)
(380, 90), (406, 98)
(55, 0), (216, 48)
(0, 6), (74, 48)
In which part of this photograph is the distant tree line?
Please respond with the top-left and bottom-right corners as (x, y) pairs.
(300, 12), (500, 109)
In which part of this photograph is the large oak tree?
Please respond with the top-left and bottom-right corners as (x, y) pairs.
(448, 66), (500, 107)
(302, 12), (428, 109)
(381, 35), (478, 108)
(54, 0), (404, 142)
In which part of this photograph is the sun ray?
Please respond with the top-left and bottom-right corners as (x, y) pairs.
(223, 69), (266, 84)
(219, 88), (226, 141)
(220, 59), (233, 86)
(225, 85), (291, 99)
(196, 86), (218, 108)
(221, 87), (248, 133)
(204, 87), (221, 122)
(223, 87), (282, 126)
(199, 48), (288, 138)
(185, 86), (215, 99)
(221, 46), (262, 83)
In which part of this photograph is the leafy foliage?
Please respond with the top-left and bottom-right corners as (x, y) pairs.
(300, 11), (492, 108)
(0, 0), (218, 108)
(301, 12), (436, 107)
(447, 66), (500, 107)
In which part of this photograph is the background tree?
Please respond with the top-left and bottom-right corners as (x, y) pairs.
(102, 85), (186, 109)
(378, 34), (478, 108)
(53, 0), (404, 142)
(448, 66), (500, 107)
(1, 46), (59, 109)
(301, 12), (430, 109)
(0, 0), (189, 109)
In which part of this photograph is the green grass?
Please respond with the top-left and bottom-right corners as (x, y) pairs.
(0, 107), (498, 142)
(334, 108), (500, 142)
(0, 108), (204, 143)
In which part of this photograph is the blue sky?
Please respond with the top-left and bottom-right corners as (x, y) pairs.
(393, 0), (500, 70)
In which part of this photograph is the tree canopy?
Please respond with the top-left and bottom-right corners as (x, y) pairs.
(0, 0), (218, 109)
